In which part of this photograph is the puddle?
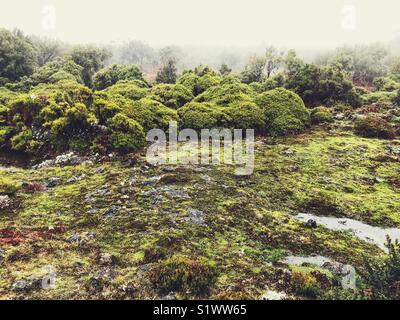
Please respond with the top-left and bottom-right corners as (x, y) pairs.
(293, 213), (400, 251)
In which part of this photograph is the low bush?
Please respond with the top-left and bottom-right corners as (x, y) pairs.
(354, 115), (395, 139)
(107, 113), (145, 152)
(194, 82), (254, 107)
(149, 255), (218, 295)
(311, 106), (334, 125)
(149, 84), (194, 109)
(225, 101), (265, 131)
(93, 64), (145, 90)
(129, 98), (178, 131)
(104, 80), (148, 101)
(256, 88), (310, 136)
(0, 177), (20, 195)
(178, 102), (231, 130)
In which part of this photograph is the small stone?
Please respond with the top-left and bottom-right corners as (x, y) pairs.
(185, 208), (205, 224)
(142, 176), (161, 186)
(304, 219), (317, 228)
(99, 253), (115, 265)
(45, 177), (62, 188)
(120, 283), (137, 296)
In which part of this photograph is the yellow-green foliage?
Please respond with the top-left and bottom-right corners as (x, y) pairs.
(177, 72), (201, 95)
(0, 177), (20, 195)
(225, 101), (265, 131)
(256, 88), (310, 136)
(178, 102), (231, 130)
(0, 125), (13, 145)
(311, 106), (334, 125)
(92, 97), (122, 125)
(149, 255), (218, 295)
(104, 80), (148, 101)
(129, 98), (178, 131)
(30, 80), (93, 106)
(194, 82), (254, 107)
(41, 102), (97, 137)
(0, 105), (9, 125)
(107, 113), (145, 152)
(10, 126), (38, 152)
(150, 84), (194, 109)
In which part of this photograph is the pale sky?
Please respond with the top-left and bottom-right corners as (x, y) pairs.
(0, 0), (399, 49)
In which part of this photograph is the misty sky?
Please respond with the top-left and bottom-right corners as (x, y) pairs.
(0, 0), (399, 49)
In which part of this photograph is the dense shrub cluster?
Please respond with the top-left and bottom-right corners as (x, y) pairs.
(92, 64), (145, 90)
(1, 34), (398, 157)
(256, 88), (310, 136)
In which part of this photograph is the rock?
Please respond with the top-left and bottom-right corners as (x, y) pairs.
(161, 292), (177, 300)
(304, 219), (317, 228)
(87, 208), (99, 215)
(119, 283), (137, 296)
(89, 268), (117, 291)
(67, 174), (86, 184)
(282, 149), (295, 156)
(12, 276), (43, 292)
(45, 177), (62, 188)
(95, 167), (105, 174)
(334, 113), (345, 120)
(160, 186), (190, 199)
(261, 290), (287, 300)
(34, 152), (82, 169)
(67, 234), (81, 243)
(185, 208), (205, 224)
(142, 176), (161, 186)
(99, 253), (115, 265)
(103, 205), (125, 219)
(0, 195), (12, 210)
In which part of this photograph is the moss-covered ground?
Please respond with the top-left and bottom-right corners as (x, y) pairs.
(1, 125), (399, 300)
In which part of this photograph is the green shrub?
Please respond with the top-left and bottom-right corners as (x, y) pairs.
(93, 64), (145, 90)
(129, 98), (178, 131)
(30, 80), (93, 106)
(178, 102), (231, 130)
(354, 115), (395, 139)
(107, 113), (145, 152)
(363, 91), (397, 105)
(225, 101), (265, 131)
(92, 98), (122, 125)
(177, 72), (200, 95)
(197, 73), (221, 93)
(48, 70), (77, 83)
(104, 80), (148, 101)
(150, 84), (193, 109)
(311, 106), (334, 125)
(0, 105), (9, 125)
(41, 102), (97, 140)
(149, 255), (218, 295)
(373, 77), (400, 92)
(361, 237), (400, 300)
(0, 87), (17, 105)
(8, 94), (47, 126)
(194, 82), (254, 107)
(0, 125), (13, 146)
(0, 177), (20, 195)
(10, 127), (38, 152)
(256, 88), (310, 136)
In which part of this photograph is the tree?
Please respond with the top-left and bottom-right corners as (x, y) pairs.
(31, 36), (63, 66)
(92, 64), (145, 90)
(119, 40), (156, 65)
(68, 46), (110, 87)
(219, 63), (232, 76)
(265, 46), (282, 78)
(240, 55), (267, 84)
(0, 28), (37, 83)
(156, 59), (178, 84)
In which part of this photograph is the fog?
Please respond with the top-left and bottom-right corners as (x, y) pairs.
(1, 0), (400, 70)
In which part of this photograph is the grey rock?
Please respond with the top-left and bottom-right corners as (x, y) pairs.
(12, 276), (42, 292)
(185, 208), (205, 224)
(45, 177), (62, 188)
(304, 219), (317, 228)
